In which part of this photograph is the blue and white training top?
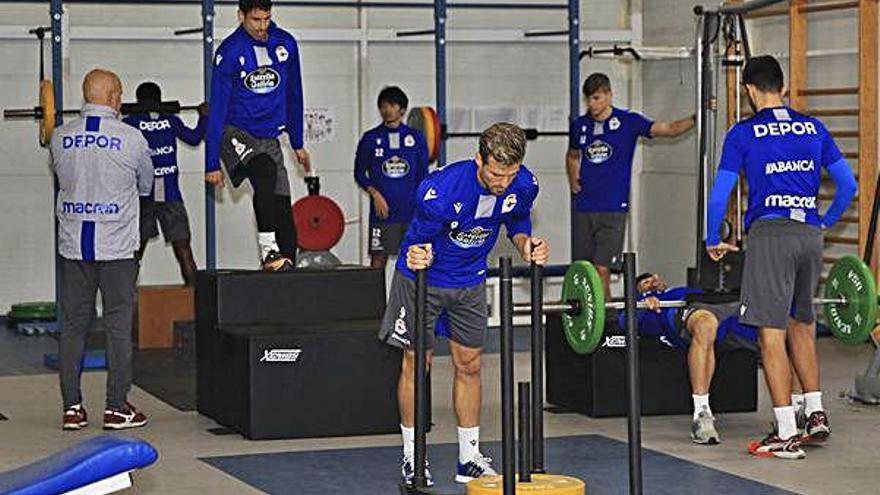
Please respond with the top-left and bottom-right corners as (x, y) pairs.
(123, 112), (206, 202)
(354, 122), (430, 224)
(717, 106), (843, 230)
(206, 21), (304, 172)
(51, 104), (153, 261)
(569, 107), (653, 212)
(396, 160), (539, 288)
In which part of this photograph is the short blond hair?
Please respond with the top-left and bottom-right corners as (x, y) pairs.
(478, 123), (527, 166)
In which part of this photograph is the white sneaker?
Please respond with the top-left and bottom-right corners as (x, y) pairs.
(691, 410), (720, 445)
(455, 452), (497, 483)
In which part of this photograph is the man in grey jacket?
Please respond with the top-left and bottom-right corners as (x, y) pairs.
(51, 68), (154, 431)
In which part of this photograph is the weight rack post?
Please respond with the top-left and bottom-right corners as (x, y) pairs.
(518, 382), (532, 483)
(413, 269), (428, 489)
(529, 262), (545, 473)
(623, 252), (643, 495)
(500, 257), (516, 495)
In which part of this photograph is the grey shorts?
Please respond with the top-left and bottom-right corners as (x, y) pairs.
(140, 199), (191, 242)
(369, 223), (408, 255)
(739, 219), (823, 329)
(573, 212), (626, 270)
(682, 301), (756, 351)
(378, 271), (487, 350)
(220, 125), (290, 195)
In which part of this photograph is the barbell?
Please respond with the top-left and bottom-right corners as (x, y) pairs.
(511, 256), (879, 355)
(3, 79), (203, 147)
(405, 106), (567, 163)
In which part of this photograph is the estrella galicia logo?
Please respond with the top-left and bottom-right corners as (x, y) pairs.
(244, 67), (281, 94)
(449, 226), (493, 248)
(382, 156), (410, 179)
(586, 139), (612, 164)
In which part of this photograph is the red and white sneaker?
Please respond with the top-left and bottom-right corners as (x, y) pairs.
(802, 411), (831, 444)
(62, 404), (88, 431)
(748, 431), (805, 460)
(103, 402), (148, 430)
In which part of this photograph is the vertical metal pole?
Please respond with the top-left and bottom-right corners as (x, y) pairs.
(413, 269), (428, 489)
(695, 13), (714, 275)
(623, 252), (643, 495)
(202, 0), (216, 269)
(863, 173), (880, 265)
(568, 0), (580, 259)
(529, 261), (545, 473)
(51, 0), (63, 323)
(500, 257), (515, 495)
(434, 0), (447, 167)
(518, 382), (532, 483)
(733, 20), (746, 245)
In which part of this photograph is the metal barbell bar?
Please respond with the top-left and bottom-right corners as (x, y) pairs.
(513, 296), (850, 317)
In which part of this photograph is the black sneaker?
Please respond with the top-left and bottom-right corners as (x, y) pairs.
(401, 456), (434, 487)
(748, 431), (805, 460)
(262, 251), (293, 272)
(803, 411), (831, 443)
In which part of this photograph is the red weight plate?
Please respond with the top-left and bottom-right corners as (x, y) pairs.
(292, 195), (345, 251)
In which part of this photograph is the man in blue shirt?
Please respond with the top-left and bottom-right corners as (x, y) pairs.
(354, 86), (430, 268)
(567, 73), (696, 297)
(705, 55), (857, 460)
(123, 82), (207, 285)
(205, 0), (311, 271)
(621, 272), (759, 445)
(379, 123), (549, 487)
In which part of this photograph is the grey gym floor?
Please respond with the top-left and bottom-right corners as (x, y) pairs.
(0, 334), (877, 494)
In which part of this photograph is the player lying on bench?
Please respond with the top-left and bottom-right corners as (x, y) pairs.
(620, 273), (816, 446)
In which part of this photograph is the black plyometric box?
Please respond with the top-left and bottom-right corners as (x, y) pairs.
(196, 267), (386, 327)
(195, 267), (396, 437)
(214, 322), (401, 440)
(545, 315), (758, 417)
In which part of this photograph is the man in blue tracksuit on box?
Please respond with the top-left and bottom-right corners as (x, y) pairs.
(123, 82), (207, 285)
(705, 55), (857, 459)
(354, 86), (430, 268)
(205, 0), (311, 271)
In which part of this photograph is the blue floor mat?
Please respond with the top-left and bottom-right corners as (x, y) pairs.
(201, 434), (798, 495)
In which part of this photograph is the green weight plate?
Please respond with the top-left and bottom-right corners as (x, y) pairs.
(560, 260), (605, 354)
(8, 301), (56, 320)
(824, 256), (878, 345)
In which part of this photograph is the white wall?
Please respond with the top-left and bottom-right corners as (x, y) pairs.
(0, 0), (634, 311)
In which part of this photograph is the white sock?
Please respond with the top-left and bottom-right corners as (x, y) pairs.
(258, 232), (279, 260)
(401, 424), (414, 459)
(791, 393), (805, 411)
(804, 391), (823, 417)
(692, 394), (712, 420)
(774, 406), (798, 440)
(458, 426), (480, 463)
(257, 232), (280, 261)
